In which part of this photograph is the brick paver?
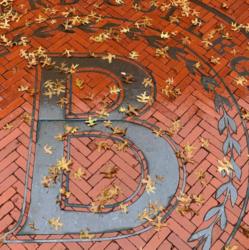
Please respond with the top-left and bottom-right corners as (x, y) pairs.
(0, 0), (249, 249)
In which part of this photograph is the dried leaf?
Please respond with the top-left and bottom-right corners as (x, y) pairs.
(80, 230), (94, 239)
(102, 53), (116, 63)
(137, 91), (153, 104)
(120, 203), (128, 213)
(2, 123), (13, 130)
(48, 217), (63, 230)
(218, 157), (233, 175)
(43, 144), (53, 155)
(74, 167), (86, 180)
(142, 176), (156, 194)
(85, 116), (97, 127)
(100, 163), (118, 179)
(56, 157), (72, 172)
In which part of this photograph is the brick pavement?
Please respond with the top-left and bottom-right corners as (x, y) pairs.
(0, 0), (249, 249)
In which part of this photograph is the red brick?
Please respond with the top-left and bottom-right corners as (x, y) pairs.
(0, 1), (248, 249)
(0, 129), (22, 151)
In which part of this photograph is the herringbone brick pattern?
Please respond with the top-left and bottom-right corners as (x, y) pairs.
(61, 135), (147, 212)
(0, 0), (249, 249)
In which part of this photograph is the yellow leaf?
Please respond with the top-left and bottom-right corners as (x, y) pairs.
(225, 245), (238, 250)
(111, 126), (127, 136)
(63, 49), (74, 57)
(152, 216), (167, 231)
(100, 163), (118, 179)
(85, 116), (97, 127)
(115, 0), (124, 4)
(48, 217), (63, 230)
(120, 203), (128, 213)
(18, 85), (30, 92)
(210, 56), (220, 65)
(168, 119), (182, 135)
(2, 123), (13, 130)
(54, 133), (66, 141)
(75, 78), (84, 89)
(109, 86), (121, 94)
(142, 78), (153, 87)
(56, 157), (72, 172)
(184, 143), (195, 155)
(103, 120), (112, 128)
(60, 187), (71, 198)
(74, 167), (86, 180)
(136, 91), (152, 104)
(96, 141), (110, 151)
(114, 140), (128, 151)
(57, 97), (68, 108)
(217, 158), (233, 175)
(102, 53), (116, 63)
(129, 50), (139, 60)
(29, 222), (38, 231)
(23, 113), (32, 125)
(142, 176), (156, 194)
(96, 108), (109, 118)
(160, 31), (170, 39)
(119, 106), (127, 113)
(200, 137), (209, 149)
(234, 76), (247, 86)
(152, 128), (164, 137)
(43, 144), (53, 155)
(64, 125), (78, 134)
(80, 230), (94, 239)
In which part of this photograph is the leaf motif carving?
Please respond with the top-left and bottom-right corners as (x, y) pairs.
(201, 76), (219, 92)
(33, 26), (53, 38)
(214, 93), (231, 112)
(101, 22), (120, 30)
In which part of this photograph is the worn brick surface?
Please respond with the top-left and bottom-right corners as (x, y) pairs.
(0, 0), (249, 249)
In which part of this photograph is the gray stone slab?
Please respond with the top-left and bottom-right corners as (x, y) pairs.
(20, 121), (179, 234)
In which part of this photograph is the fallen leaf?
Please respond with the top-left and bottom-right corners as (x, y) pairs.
(60, 187), (71, 198)
(129, 50), (139, 60)
(114, 140), (129, 151)
(96, 141), (110, 151)
(152, 128), (164, 137)
(218, 157), (233, 175)
(234, 76), (247, 86)
(225, 245), (238, 250)
(102, 53), (116, 63)
(103, 120), (112, 128)
(23, 113), (32, 125)
(43, 144), (53, 155)
(74, 167), (86, 180)
(2, 123), (13, 130)
(85, 116), (97, 127)
(18, 85), (30, 92)
(63, 49), (74, 57)
(200, 137), (209, 149)
(195, 169), (206, 186)
(75, 78), (84, 89)
(29, 222), (38, 231)
(100, 163), (118, 179)
(56, 157), (72, 172)
(142, 176), (156, 194)
(142, 78), (153, 87)
(137, 91), (153, 104)
(120, 203), (128, 213)
(109, 86), (121, 95)
(80, 230), (94, 239)
(48, 217), (63, 230)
